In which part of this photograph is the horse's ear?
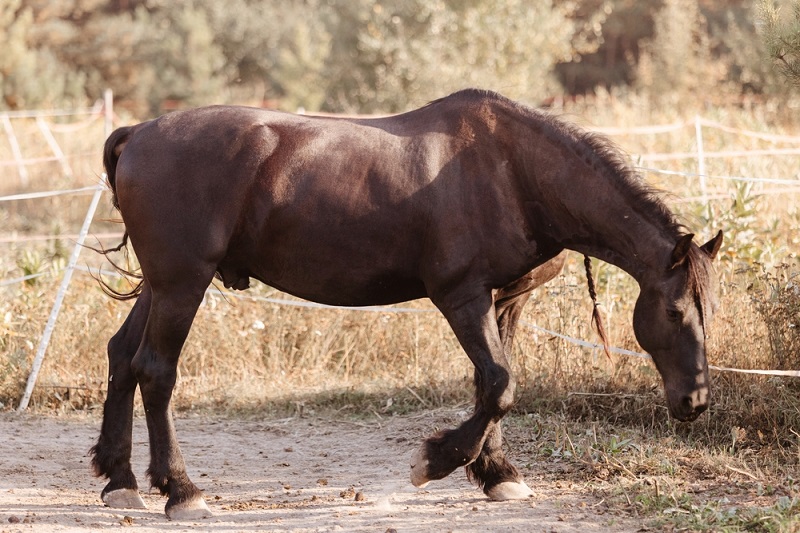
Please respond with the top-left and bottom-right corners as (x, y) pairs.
(700, 230), (723, 260)
(670, 233), (695, 269)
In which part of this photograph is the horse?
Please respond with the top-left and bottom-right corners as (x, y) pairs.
(90, 89), (723, 519)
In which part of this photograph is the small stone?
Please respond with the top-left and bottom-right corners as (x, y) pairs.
(120, 515), (134, 526)
(354, 491), (365, 502)
(317, 478), (328, 486)
(8, 516), (20, 523)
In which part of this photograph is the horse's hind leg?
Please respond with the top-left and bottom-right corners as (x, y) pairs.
(91, 284), (152, 509)
(467, 253), (567, 500)
(133, 271), (215, 520)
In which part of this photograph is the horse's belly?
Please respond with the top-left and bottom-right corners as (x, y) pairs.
(253, 264), (428, 307)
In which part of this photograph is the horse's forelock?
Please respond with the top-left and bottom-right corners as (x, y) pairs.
(686, 245), (715, 336)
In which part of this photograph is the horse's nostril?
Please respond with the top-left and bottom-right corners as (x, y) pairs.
(680, 392), (709, 420)
(681, 396), (695, 416)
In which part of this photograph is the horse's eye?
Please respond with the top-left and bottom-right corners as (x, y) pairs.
(666, 309), (682, 322)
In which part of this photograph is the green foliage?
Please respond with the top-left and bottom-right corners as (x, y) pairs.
(318, 0), (594, 113)
(1, 1), (792, 115)
(635, 0), (722, 103)
(0, 0), (86, 109)
(16, 249), (43, 285)
(701, 181), (780, 266)
(712, 4), (789, 98)
(760, 0), (800, 86)
(647, 495), (800, 532)
(749, 262), (800, 370)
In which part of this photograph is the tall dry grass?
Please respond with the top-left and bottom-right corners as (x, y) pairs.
(0, 96), (798, 462)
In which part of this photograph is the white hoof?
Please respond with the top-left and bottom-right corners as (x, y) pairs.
(102, 488), (147, 509)
(486, 481), (534, 501)
(166, 497), (212, 520)
(409, 446), (430, 488)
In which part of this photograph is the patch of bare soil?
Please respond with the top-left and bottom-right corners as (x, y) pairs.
(0, 410), (642, 532)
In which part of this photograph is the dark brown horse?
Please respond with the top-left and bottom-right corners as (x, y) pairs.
(91, 89), (723, 519)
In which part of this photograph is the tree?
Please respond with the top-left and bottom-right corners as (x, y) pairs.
(635, 0), (722, 102)
(759, 0), (800, 85)
(0, 0), (87, 110)
(320, 0), (599, 113)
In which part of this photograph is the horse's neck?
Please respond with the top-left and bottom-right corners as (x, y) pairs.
(525, 160), (675, 282)
(561, 215), (671, 283)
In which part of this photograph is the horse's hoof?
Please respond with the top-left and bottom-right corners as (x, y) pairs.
(166, 497), (212, 520)
(486, 481), (534, 501)
(102, 488), (147, 509)
(409, 445), (430, 488)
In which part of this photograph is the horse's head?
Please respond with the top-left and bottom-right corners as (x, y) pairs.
(633, 231), (723, 422)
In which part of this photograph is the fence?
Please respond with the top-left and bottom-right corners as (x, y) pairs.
(2, 98), (799, 412)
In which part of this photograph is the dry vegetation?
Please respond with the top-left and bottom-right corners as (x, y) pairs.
(1, 95), (799, 531)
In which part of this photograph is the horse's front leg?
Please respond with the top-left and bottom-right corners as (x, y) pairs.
(410, 288), (526, 497)
(463, 294), (533, 500)
(132, 277), (212, 520)
(466, 252), (567, 499)
(91, 284), (151, 509)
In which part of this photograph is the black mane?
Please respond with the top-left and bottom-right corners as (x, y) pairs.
(436, 89), (687, 241)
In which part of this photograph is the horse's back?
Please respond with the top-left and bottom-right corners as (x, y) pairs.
(107, 96), (548, 305)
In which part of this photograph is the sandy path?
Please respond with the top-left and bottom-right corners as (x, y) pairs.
(0, 411), (640, 532)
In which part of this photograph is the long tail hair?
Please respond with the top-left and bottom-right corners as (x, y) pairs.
(93, 126), (144, 301)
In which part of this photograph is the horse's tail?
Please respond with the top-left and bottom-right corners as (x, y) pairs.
(583, 255), (612, 359)
(94, 126), (144, 301)
(103, 126), (133, 210)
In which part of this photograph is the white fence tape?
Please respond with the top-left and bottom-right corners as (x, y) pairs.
(0, 151), (96, 168)
(0, 272), (49, 287)
(591, 121), (688, 135)
(642, 147), (800, 162)
(0, 231), (123, 244)
(637, 166), (800, 186)
(697, 117), (800, 143)
(0, 185), (104, 202)
(594, 116), (800, 144)
(44, 112), (102, 133)
(0, 106), (101, 119)
(522, 322), (800, 377)
(522, 321), (649, 359)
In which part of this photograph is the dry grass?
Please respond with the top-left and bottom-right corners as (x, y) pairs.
(1, 96), (799, 528)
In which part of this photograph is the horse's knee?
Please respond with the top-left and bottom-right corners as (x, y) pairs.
(131, 350), (177, 391)
(477, 365), (516, 417)
(497, 373), (516, 414)
(106, 334), (138, 390)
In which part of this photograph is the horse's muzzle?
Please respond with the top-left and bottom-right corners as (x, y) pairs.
(670, 387), (709, 422)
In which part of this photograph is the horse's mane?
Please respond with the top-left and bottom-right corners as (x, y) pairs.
(434, 89), (687, 242)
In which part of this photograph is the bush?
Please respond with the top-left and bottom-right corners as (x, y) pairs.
(750, 262), (800, 370)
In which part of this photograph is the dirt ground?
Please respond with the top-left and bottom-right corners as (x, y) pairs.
(0, 410), (643, 533)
